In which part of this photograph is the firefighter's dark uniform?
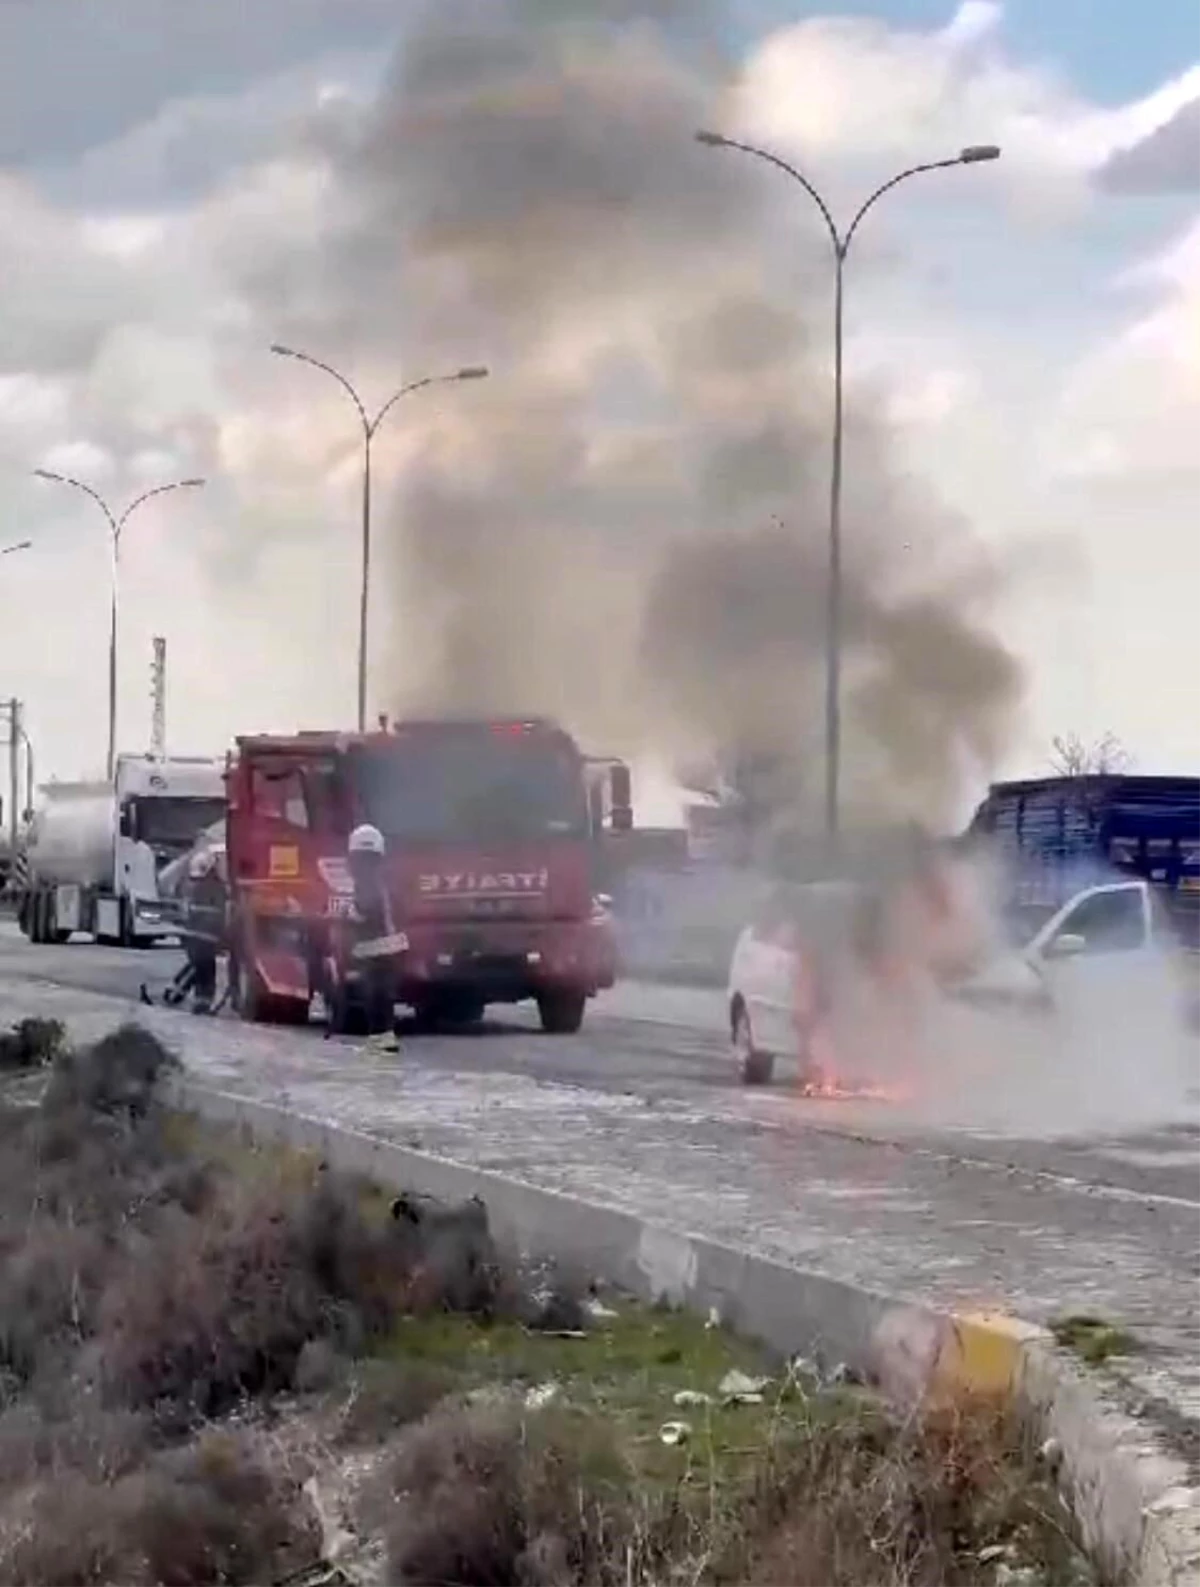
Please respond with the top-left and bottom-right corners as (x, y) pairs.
(327, 825), (397, 1036)
(350, 840), (397, 1033)
(180, 859), (228, 1012)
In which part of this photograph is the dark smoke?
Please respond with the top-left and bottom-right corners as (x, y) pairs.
(270, 0), (1023, 827)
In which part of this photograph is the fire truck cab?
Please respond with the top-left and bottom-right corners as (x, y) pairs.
(224, 717), (628, 1034)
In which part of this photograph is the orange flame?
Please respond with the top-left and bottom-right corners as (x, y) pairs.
(784, 846), (993, 1107)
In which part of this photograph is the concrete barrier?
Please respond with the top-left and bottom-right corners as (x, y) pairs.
(177, 1077), (1199, 1587)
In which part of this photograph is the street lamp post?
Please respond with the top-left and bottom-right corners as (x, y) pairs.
(32, 471), (205, 781)
(695, 132), (1000, 837)
(270, 345), (489, 732)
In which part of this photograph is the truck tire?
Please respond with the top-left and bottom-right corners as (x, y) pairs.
(338, 995), (394, 1037)
(537, 989), (587, 1035)
(414, 992), (484, 1032)
(48, 893), (70, 946)
(445, 994), (485, 1028)
(327, 992), (370, 1038)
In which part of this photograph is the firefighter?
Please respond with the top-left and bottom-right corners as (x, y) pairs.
(179, 845), (228, 1014)
(327, 823), (398, 1039)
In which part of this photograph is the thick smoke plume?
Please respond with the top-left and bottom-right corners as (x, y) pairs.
(288, 0), (1022, 827)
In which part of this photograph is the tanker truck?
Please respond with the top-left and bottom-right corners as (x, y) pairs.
(17, 754), (226, 946)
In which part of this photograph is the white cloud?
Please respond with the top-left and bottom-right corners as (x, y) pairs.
(735, 3), (1200, 212)
(1051, 217), (1200, 481)
(56, 51), (384, 210)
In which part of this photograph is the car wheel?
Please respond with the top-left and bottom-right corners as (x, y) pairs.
(537, 990), (587, 1035)
(732, 1000), (774, 1086)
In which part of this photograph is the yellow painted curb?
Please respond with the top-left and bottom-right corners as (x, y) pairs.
(930, 1311), (1049, 1402)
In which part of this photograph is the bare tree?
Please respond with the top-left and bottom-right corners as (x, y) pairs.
(1049, 731), (1131, 778)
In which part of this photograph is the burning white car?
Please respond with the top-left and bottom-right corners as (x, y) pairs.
(727, 868), (1197, 1087)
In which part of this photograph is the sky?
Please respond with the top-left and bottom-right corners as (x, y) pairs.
(0, 0), (1196, 824)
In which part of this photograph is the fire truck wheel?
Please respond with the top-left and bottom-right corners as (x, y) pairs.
(732, 1001), (774, 1087)
(417, 993), (484, 1030)
(326, 998), (357, 1036)
(537, 989), (587, 1035)
(233, 955), (309, 1026)
(453, 997), (485, 1027)
(325, 981), (374, 1037)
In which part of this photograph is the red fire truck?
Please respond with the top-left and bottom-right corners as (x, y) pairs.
(224, 717), (629, 1034)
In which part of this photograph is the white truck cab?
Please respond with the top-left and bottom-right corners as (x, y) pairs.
(954, 878), (1185, 1017)
(20, 754), (226, 947)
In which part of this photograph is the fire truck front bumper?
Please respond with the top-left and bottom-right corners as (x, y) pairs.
(395, 918), (617, 1003)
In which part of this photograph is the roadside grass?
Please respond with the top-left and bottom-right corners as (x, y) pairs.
(379, 1304), (868, 1492)
(1050, 1313), (1140, 1366)
(363, 1310), (1094, 1586)
(0, 1019), (1103, 1586)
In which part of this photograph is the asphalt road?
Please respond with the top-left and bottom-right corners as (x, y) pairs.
(1, 923), (1194, 1192)
(0, 925), (736, 1098)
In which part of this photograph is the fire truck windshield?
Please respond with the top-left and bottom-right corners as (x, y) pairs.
(351, 733), (589, 844)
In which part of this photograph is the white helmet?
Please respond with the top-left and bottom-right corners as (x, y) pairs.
(348, 823), (386, 857)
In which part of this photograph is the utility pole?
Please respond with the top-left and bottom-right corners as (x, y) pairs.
(150, 636), (166, 758)
(6, 698), (19, 868)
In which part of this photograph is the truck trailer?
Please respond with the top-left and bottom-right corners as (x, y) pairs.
(225, 716), (629, 1033)
(965, 773), (1200, 950)
(17, 754), (226, 946)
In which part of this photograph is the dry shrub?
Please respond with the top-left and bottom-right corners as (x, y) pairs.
(733, 1399), (1076, 1587)
(40, 1023), (179, 1124)
(122, 1430), (321, 1586)
(95, 1179), (502, 1421)
(375, 1397), (1080, 1587)
(0, 1428), (319, 1586)
(97, 1185), (350, 1419)
(0, 1396), (152, 1488)
(17, 1028), (209, 1238)
(381, 1403), (652, 1587)
(0, 1219), (107, 1382)
(0, 1018), (66, 1072)
(1, 1023), (510, 1436)
(0, 1031), (215, 1395)
(334, 1355), (457, 1447)
(390, 1191), (505, 1318)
